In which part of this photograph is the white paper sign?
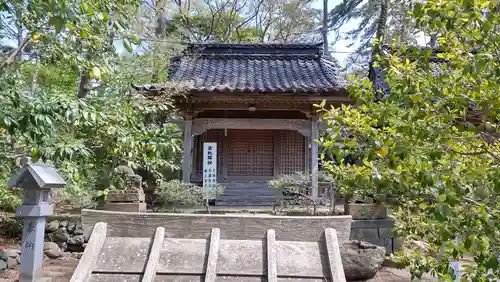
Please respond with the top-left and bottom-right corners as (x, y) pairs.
(203, 142), (217, 198)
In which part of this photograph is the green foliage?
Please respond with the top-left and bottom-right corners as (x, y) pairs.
(322, 0), (499, 280)
(0, 1), (184, 210)
(160, 0), (322, 43)
(0, 213), (23, 238)
(0, 180), (22, 212)
(269, 172), (336, 215)
(153, 180), (224, 212)
(269, 171), (335, 196)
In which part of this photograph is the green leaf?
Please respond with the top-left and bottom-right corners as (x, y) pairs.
(464, 235), (475, 251)
(65, 23), (76, 31)
(122, 39), (133, 53)
(480, 1), (490, 8)
(130, 35), (141, 45)
(437, 194), (447, 203)
(80, 29), (88, 39)
(49, 16), (64, 33)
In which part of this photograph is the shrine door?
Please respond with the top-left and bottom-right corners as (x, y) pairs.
(227, 129), (275, 180)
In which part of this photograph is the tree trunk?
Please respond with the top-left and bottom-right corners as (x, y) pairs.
(322, 0), (328, 53)
(77, 72), (91, 98)
(371, 0), (389, 59)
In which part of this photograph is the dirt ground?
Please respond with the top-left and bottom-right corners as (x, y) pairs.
(0, 255), (78, 282)
(1, 239), (435, 282)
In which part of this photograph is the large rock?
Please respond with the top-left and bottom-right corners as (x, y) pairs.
(43, 242), (62, 259)
(53, 229), (70, 242)
(68, 235), (85, 246)
(56, 241), (68, 252)
(66, 244), (84, 253)
(46, 220), (60, 232)
(6, 256), (18, 269)
(67, 222), (76, 233)
(0, 259), (7, 271)
(59, 221), (68, 228)
(4, 249), (20, 258)
(73, 222), (84, 235)
(340, 240), (386, 281)
(83, 225), (93, 243)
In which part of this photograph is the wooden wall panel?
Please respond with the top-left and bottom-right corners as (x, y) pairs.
(227, 130), (274, 178)
(278, 130), (306, 175)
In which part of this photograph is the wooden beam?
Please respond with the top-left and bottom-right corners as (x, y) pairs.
(141, 227), (165, 282)
(324, 228), (347, 282)
(188, 102), (312, 111)
(311, 115), (319, 200)
(205, 228), (221, 282)
(182, 117), (193, 183)
(70, 222), (107, 282)
(192, 118), (311, 137)
(266, 229), (278, 282)
(273, 131), (281, 177)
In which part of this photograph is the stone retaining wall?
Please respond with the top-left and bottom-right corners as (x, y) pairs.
(0, 215), (91, 271)
(44, 216), (92, 254)
(350, 218), (401, 255)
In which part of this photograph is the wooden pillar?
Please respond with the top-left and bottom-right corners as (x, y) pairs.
(311, 114), (319, 200)
(182, 116), (193, 183)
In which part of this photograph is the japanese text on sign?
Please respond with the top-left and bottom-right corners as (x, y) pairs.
(203, 142), (217, 195)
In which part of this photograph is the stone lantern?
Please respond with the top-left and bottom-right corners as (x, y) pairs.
(8, 162), (66, 282)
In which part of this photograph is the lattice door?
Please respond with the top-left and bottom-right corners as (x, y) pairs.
(278, 130), (306, 175)
(227, 130), (274, 178)
(194, 129), (224, 179)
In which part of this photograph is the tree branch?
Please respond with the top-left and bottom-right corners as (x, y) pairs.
(0, 37), (31, 72)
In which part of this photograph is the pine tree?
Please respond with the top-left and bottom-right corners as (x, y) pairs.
(329, 0), (418, 72)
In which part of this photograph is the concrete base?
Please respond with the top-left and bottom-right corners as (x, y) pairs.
(350, 218), (399, 255)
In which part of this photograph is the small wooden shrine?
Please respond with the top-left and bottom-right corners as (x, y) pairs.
(134, 43), (350, 205)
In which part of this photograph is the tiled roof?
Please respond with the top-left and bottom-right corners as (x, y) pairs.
(134, 43), (343, 95)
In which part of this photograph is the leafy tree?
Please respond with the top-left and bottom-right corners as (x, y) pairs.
(155, 0), (322, 43)
(321, 0), (499, 280)
(0, 0), (184, 209)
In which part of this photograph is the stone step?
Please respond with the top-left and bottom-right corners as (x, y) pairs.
(215, 200), (277, 206)
(221, 190), (278, 195)
(216, 195), (279, 200)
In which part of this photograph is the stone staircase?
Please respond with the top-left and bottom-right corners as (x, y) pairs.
(215, 181), (280, 206)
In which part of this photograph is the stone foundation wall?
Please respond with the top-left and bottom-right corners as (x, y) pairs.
(44, 216), (92, 254)
(350, 218), (400, 255)
(0, 215), (90, 272)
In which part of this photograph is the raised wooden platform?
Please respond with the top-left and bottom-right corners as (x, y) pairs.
(70, 222), (347, 282)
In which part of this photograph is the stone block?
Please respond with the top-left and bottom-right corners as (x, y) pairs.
(384, 238), (393, 255)
(365, 237), (386, 248)
(107, 191), (145, 203)
(393, 238), (404, 252)
(347, 203), (388, 219)
(378, 227), (394, 238)
(102, 202), (147, 212)
(350, 227), (379, 242)
(351, 218), (395, 229)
